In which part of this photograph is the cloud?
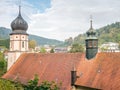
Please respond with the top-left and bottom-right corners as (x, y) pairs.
(29, 0), (88, 40)
(1, 0), (120, 41)
(0, 0), (35, 28)
(29, 0), (120, 41)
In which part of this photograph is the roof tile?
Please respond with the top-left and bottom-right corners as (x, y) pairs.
(3, 53), (83, 90)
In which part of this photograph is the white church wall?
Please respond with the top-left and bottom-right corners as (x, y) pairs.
(7, 52), (21, 70)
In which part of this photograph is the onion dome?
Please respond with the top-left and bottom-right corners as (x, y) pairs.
(10, 6), (28, 35)
(86, 19), (97, 39)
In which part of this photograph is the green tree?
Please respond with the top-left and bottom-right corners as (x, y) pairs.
(29, 40), (37, 49)
(39, 81), (61, 90)
(0, 39), (9, 49)
(25, 74), (39, 90)
(24, 75), (61, 90)
(40, 47), (46, 53)
(0, 52), (7, 76)
(0, 78), (24, 90)
(70, 43), (84, 53)
(50, 48), (54, 53)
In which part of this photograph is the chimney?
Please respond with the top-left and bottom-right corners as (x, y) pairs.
(71, 67), (77, 86)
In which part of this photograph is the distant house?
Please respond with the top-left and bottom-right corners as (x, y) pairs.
(44, 45), (52, 53)
(99, 42), (119, 52)
(35, 45), (53, 53)
(54, 47), (68, 53)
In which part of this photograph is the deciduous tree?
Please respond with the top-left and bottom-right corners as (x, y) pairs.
(70, 43), (84, 53)
(29, 40), (37, 49)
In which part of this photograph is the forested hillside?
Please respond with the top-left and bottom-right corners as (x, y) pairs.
(0, 27), (11, 39)
(1, 22), (120, 48)
(0, 27), (63, 48)
(29, 35), (63, 46)
(73, 22), (120, 45)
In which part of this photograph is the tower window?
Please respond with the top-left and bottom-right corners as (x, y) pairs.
(22, 41), (24, 48)
(94, 41), (97, 47)
(88, 41), (92, 47)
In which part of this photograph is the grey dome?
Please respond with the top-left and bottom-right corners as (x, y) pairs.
(86, 19), (97, 40)
(87, 27), (96, 36)
(86, 20), (96, 38)
(11, 6), (28, 31)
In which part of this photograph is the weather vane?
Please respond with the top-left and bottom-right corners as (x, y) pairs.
(18, 0), (22, 15)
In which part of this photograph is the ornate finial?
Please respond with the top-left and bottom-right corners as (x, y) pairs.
(90, 15), (93, 29)
(19, 5), (21, 16)
(18, 0), (22, 16)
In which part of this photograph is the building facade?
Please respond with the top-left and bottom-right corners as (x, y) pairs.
(7, 6), (28, 70)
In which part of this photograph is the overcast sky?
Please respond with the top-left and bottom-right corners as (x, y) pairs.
(0, 0), (120, 41)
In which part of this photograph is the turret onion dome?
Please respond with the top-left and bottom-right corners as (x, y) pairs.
(11, 6), (28, 34)
(86, 19), (97, 39)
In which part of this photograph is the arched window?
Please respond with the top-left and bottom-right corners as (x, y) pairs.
(22, 41), (24, 48)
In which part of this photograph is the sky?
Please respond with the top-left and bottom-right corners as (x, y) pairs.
(0, 0), (120, 41)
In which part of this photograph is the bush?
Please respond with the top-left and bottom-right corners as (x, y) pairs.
(24, 75), (61, 90)
(70, 43), (84, 53)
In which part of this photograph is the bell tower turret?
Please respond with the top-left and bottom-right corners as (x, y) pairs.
(85, 17), (98, 60)
(8, 5), (29, 70)
(10, 5), (28, 52)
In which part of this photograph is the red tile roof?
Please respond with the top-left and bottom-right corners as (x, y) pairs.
(75, 52), (120, 90)
(3, 52), (120, 90)
(2, 53), (84, 90)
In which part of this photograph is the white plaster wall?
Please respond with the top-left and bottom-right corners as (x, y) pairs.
(14, 41), (19, 50)
(8, 34), (29, 70)
(7, 52), (21, 70)
(10, 35), (28, 51)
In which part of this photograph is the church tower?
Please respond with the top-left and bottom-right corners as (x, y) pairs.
(85, 18), (98, 60)
(7, 6), (28, 70)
